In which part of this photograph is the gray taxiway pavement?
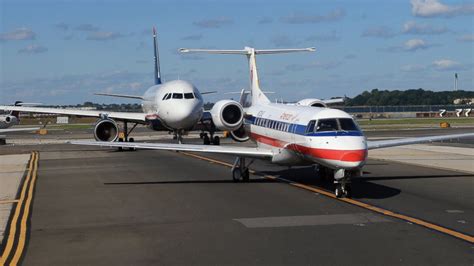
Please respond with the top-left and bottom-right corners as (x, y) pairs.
(0, 128), (473, 265)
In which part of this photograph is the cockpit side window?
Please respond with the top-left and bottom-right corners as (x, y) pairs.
(316, 119), (338, 132)
(184, 93), (194, 99)
(306, 120), (316, 134)
(166, 93), (172, 100)
(339, 118), (359, 131)
(172, 93), (183, 99)
(162, 93), (168, 100)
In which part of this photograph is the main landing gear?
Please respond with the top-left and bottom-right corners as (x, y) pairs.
(117, 121), (138, 152)
(199, 132), (220, 145)
(231, 157), (253, 182)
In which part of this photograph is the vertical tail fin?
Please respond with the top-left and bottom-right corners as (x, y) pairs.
(179, 47), (315, 106)
(153, 27), (162, 85)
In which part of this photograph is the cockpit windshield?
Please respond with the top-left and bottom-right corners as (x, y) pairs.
(184, 93), (194, 99)
(339, 118), (359, 131)
(316, 119), (338, 132)
(172, 93), (183, 99)
(308, 118), (360, 133)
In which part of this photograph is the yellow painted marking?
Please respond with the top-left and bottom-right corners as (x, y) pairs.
(0, 200), (19, 205)
(0, 152), (36, 265)
(11, 151), (39, 264)
(179, 152), (474, 244)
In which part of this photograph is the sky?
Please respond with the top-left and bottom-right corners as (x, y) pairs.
(0, 0), (473, 104)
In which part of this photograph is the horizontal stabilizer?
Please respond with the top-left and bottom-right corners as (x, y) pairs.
(180, 47), (315, 55)
(94, 93), (144, 100)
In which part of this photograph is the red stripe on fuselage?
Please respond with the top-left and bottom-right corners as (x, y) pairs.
(250, 132), (367, 162)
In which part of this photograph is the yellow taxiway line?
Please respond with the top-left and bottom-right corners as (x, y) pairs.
(180, 151), (474, 244)
(0, 151), (39, 265)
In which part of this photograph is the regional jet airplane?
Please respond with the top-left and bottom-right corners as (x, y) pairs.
(70, 46), (474, 198)
(0, 27), (218, 145)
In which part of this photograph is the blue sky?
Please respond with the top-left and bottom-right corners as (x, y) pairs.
(1, 0), (473, 104)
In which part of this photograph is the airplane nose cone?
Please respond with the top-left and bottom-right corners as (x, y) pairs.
(340, 149), (367, 163)
(165, 101), (202, 129)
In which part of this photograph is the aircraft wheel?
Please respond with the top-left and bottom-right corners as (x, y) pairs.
(335, 184), (343, 198)
(203, 134), (211, 145)
(118, 138), (123, 152)
(242, 168), (250, 182)
(129, 138), (136, 151)
(232, 168), (242, 182)
(343, 184), (352, 198)
(212, 136), (220, 145)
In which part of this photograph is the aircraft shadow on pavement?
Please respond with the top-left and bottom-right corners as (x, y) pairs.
(103, 179), (276, 185)
(260, 166), (401, 200)
(359, 173), (474, 181)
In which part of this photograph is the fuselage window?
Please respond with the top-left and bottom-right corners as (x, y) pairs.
(172, 93), (183, 99)
(339, 118), (359, 131)
(162, 93), (168, 100)
(306, 120), (316, 134)
(184, 93), (194, 99)
(316, 119), (338, 132)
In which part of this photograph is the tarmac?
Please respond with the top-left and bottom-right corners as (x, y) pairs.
(0, 127), (473, 265)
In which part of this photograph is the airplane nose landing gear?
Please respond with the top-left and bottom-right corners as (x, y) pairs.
(334, 168), (358, 198)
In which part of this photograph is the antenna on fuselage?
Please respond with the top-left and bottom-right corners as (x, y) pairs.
(153, 26), (162, 85)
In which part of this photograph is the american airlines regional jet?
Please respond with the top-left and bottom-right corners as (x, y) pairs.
(0, 27), (220, 145)
(71, 46), (474, 198)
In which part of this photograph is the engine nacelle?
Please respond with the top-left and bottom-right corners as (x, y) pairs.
(94, 119), (119, 142)
(230, 125), (250, 142)
(296, 98), (327, 108)
(210, 100), (244, 131)
(3, 115), (18, 124)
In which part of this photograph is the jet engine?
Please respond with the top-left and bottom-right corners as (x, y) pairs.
(94, 119), (119, 142)
(296, 98), (327, 108)
(230, 125), (250, 142)
(2, 115), (18, 125)
(210, 100), (244, 131)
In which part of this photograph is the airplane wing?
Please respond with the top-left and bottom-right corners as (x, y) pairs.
(69, 140), (274, 159)
(0, 105), (147, 122)
(367, 133), (474, 150)
(0, 127), (40, 133)
(94, 93), (144, 100)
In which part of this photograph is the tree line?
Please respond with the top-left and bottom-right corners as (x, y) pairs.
(346, 89), (474, 106)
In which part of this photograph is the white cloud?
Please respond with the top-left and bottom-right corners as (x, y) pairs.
(400, 64), (426, 72)
(432, 59), (462, 71)
(86, 31), (123, 41)
(404, 39), (429, 51)
(458, 34), (474, 42)
(410, 0), (474, 17)
(193, 17), (233, 28)
(0, 27), (36, 41)
(18, 44), (48, 54)
(402, 21), (448, 35)
(281, 9), (345, 24)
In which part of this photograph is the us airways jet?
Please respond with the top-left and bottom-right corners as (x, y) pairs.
(0, 102), (40, 134)
(0, 27), (218, 145)
(70, 46), (474, 198)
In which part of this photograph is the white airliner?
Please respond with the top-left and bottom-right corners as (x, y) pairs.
(0, 102), (40, 134)
(71, 46), (473, 198)
(0, 27), (220, 145)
